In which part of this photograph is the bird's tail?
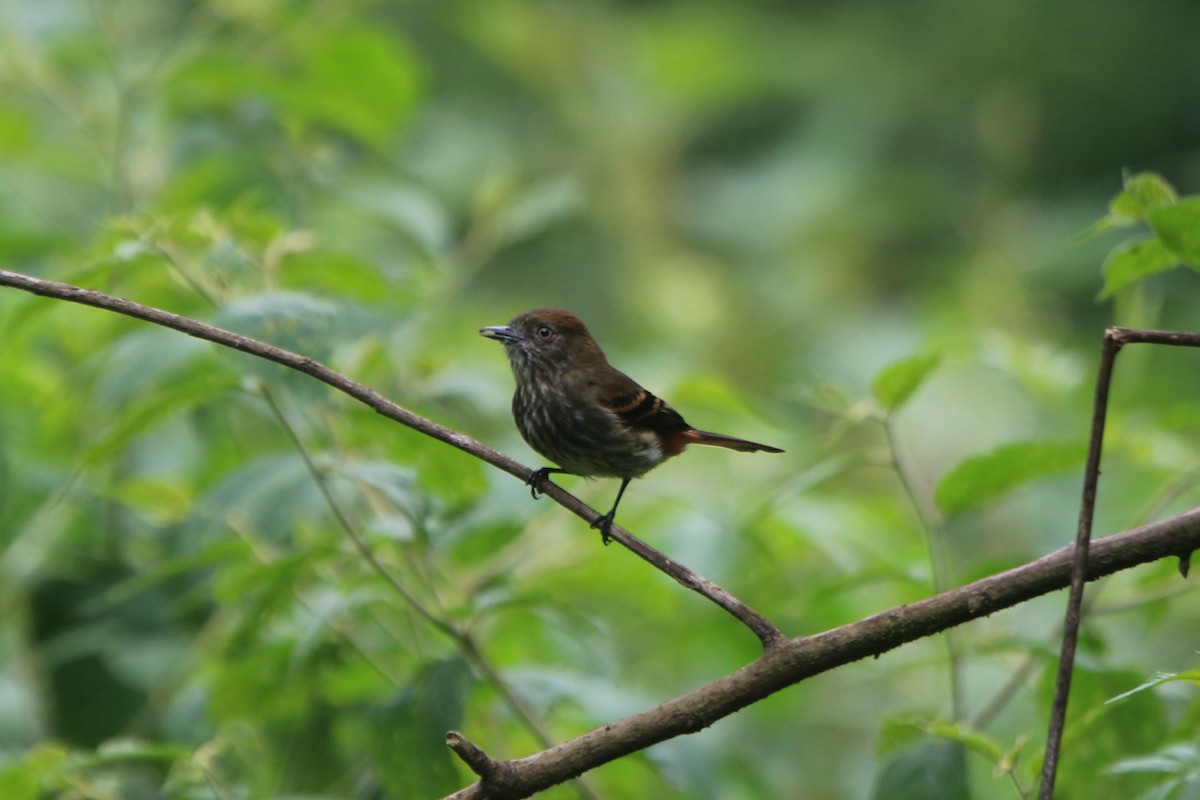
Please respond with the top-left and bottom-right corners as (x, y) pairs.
(684, 429), (783, 454)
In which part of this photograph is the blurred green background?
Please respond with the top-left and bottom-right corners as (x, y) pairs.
(3, 1), (1200, 798)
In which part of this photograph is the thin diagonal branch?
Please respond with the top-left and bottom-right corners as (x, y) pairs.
(881, 416), (964, 720)
(1038, 329), (1120, 798)
(0, 268), (780, 648)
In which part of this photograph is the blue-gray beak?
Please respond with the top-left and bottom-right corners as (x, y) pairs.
(480, 325), (523, 343)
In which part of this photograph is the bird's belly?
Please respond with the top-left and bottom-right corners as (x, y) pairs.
(514, 393), (662, 478)
(553, 431), (663, 479)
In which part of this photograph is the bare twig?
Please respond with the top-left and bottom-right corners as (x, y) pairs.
(1039, 326), (1200, 799)
(0, 268), (781, 649)
(1038, 329), (1120, 799)
(881, 416), (964, 719)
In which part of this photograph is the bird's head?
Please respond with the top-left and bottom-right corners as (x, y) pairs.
(481, 308), (608, 379)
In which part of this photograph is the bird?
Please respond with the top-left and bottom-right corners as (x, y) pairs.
(480, 308), (783, 543)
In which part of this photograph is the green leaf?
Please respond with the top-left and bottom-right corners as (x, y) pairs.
(91, 330), (213, 412)
(215, 292), (348, 396)
(198, 453), (326, 544)
(934, 440), (1085, 516)
(492, 177), (585, 249)
(1106, 742), (1200, 779)
(1156, 402), (1200, 431)
(880, 715), (1009, 766)
(1097, 236), (1178, 299)
(1149, 197), (1200, 268)
(920, 719), (1005, 764)
(1043, 665), (1170, 795)
(1108, 172), (1178, 224)
(336, 460), (426, 539)
(871, 739), (968, 800)
(0, 761), (40, 800)
(872, 353), (940, 413)
(343, 182), (453, 257)
(110, 477), (194, 524)
(82, 366), (240, 467)
(407, 435), (488, 509)
(282, 28), (424, 148)
(372, 658), (474, 798)
(1106, 670), (1200, 705)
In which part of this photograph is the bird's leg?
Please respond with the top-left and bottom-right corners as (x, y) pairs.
(590, 477), (631, 545)
(527, 467), (568, 499)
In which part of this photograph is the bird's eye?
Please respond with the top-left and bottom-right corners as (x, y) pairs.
(536, 326), (554, 340)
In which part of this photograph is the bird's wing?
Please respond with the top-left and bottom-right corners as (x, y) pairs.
(598, 370), (689, 434)
(596, 368), (783, 456)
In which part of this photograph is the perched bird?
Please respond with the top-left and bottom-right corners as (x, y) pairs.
(481, 308), (782, 542)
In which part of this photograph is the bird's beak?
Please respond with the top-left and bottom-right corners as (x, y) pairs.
(480, 325), (523, 343)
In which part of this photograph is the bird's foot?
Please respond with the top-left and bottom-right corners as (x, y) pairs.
(590, 511), (616, 545)
(526, 467), (560, 500)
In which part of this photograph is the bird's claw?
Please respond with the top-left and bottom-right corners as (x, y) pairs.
(590, 512), (616, 545)
(524, 466), (616, 544)
(526, 467), (555, 500)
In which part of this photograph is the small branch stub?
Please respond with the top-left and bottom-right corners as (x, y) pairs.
(446, 731), (496, 778)
(447, 731), (521, 796)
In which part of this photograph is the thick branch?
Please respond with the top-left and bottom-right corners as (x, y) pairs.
(0, 269), (780, 646)
(442, 508), (1200, 800)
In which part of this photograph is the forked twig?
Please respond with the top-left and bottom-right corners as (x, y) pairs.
(1039, 326), (1200, 799)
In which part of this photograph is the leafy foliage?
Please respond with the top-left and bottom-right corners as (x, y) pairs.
(934, 441), (1086, 517)
(1098, 172), (1200, 298)
(2, 3), (1200, 800)
(872, 352), (941, 413)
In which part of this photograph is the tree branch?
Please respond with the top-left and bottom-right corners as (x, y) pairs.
(1041, 326), (1200, 799)
(441, 508), (1200, 799)
(0, 269), (780, 648)
(8, 270), (1195, 799)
